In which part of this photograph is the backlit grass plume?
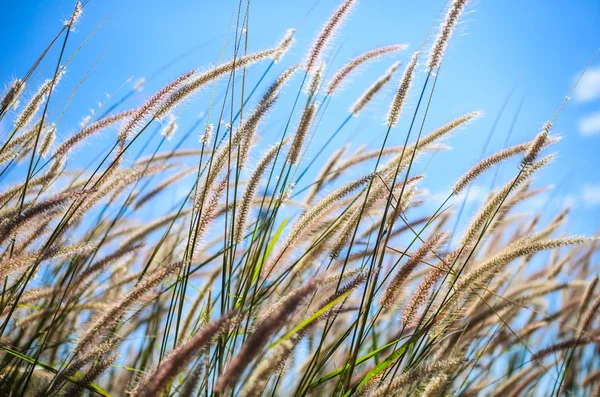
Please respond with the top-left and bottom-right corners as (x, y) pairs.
(0, 2), (597, 397)
(386, 52), (419, 127)
(326, 44), (407, 95)
(305, 0), (357, 72)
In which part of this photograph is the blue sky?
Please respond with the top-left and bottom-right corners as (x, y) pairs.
(1, 0), (600, 237)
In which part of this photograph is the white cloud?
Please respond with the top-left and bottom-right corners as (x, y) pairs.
(574, 67), (600, 102)
(578, 111), (600, 136)
(454, 185), (487, 204)
(429, 184), (487, 208)
(582, 184), (600, 206)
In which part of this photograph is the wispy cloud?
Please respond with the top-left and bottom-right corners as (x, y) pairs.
(578, 111), (600, 136)
(428, 184), (488, 208)
(581, 184), (600, 206)
(574, 67), (600, 102)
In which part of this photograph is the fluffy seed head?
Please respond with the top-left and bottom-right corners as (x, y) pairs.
(273, 29), (296, 63)
(235, 139), (290, 243)
(1, 78), (25, 113)
(53, 109), (136, 157)
(215, 279), (319, 391)
(308, 63), (325, 95)
(452, 141), (532, 194)
(305, 0), (357, 72)
(289, 102), (318, 165)
(64, 1), (83, 27)
(156, 43), (286, 119)
(380, 232), (446, 308)
(521, 122), (551, 167)
(326, 44), (407, 95)
(74, 261), (182, 356)
(386, 52), (419, 127)
(14, 71), (65, 130)
(531, 337), (600, 361)
(350, 61), (400, 115)
(160, 115), (178, 141)
(200, 123), (214, 146)
(133, 311), (237, 397)
(418, 111), (481, 148)
(118, 70), (195, 143)
(38, 126), (56, 158)
(428, 0), (469, 70)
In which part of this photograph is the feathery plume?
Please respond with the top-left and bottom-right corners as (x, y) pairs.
(350, 61), (400, 116)
(0, 243), (94, 283)
(238, 130), (258, 171)
(531, 337), (600, 361)
(380, 232), (446, 308)
(16, 303), (109, 330)
(521, 122), (551, 167)
(53, 110), (135, 157)
(133, 311), (237, 397)
(239, 64), (298, 169)
(156, 34), (291, 118)
(179, 364), (204, 397)
(235, 139), (290, 243)
(1, 78), (25, 113)
(67, 165), (168, 228)
(14, 71), (64, 130)
(38, 126), (55, 158)
(421, 374), (449, 397)
(330, 176), (421, 259)
(371, 356), (465, 395)
(256, 269), (363, 326)
(283, 173), (374, 250)
(418, 111), (481, 148)
(305, 0), (357, 72)
(306, 145), (348, 203)
(578, 274), (599, 318)
(386, 52), (419, 127)
(65, 355), (118, 396)
(452, 137), (558, 194)
(315, 271), (369, 314)
(118, 70), (195, 143)
(192, 175), (229, 254)
(459, 154), (554, 249)
(433, 236), (590, 335)
(0, 120), (51, 161)
(200, 123), (214, 146)
(403, 249), (459, 325)
(196, 66), (297, 204)
(42, 340), (115, 396)
(505, 368), (547, 397)
(288, 102), (318, 165)
(0, 190), (89, 245)
(67, 243), (144, 297)
(134, 167), (195, 210)
(215, 279), (319, 391)
(160, 114), (178, 141)
(492, 367), (544, 397)
(64, 1), (83, 28)
(579, 293), (600, 335)
(273, 29), (296, 63)
(307, 62), (325, 95)
(428, 0), (469, 70)
(240, 341), (294, 397)
(326, 44), (407, 95)
(74, 261), (182, 356)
